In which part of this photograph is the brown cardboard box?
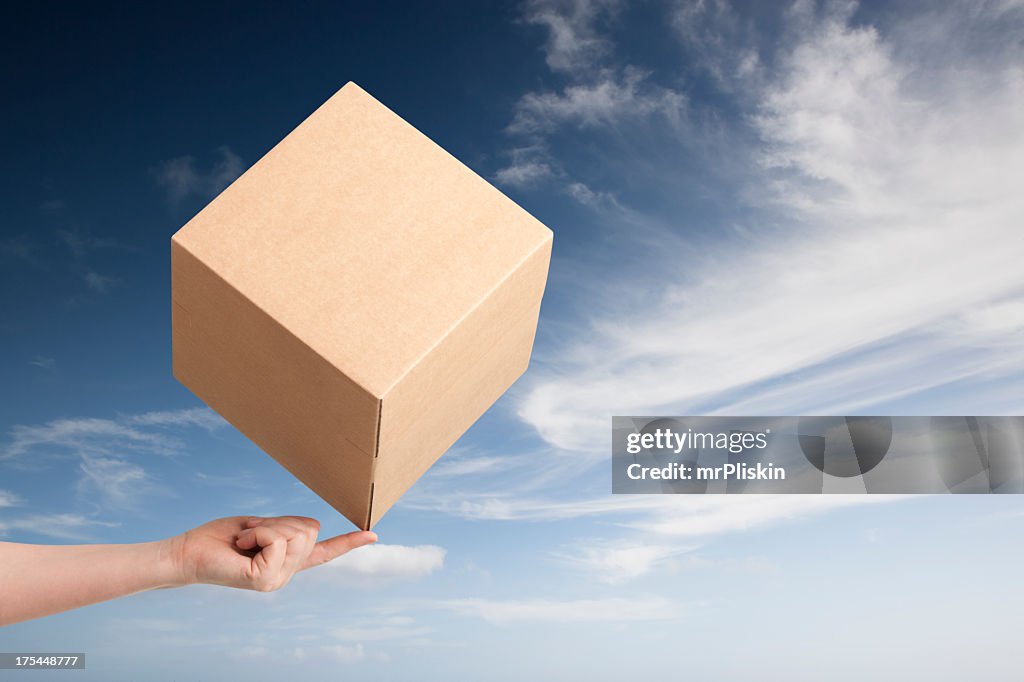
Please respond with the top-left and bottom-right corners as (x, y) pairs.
(171, 82), (552, 530)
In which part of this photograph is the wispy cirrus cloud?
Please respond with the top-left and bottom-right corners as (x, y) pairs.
(496, 1), (686, 191)
(553, 539), (696, 583)
(523, 0), (622, 74)
(507, 67), (685, 136)
(513, 0), (1024, 454)
(1, 407), (226, 461)
(494, 158), (555, 188)
(52, 229), (129, 298)
(82, 270), (121, 294)
(0, 234), (44, 267)
(331, 616), (433, 643)
(0, 512), (119, 541)
(125, 407), (227, 431)
(77, 455), (150, 508)
(430, 595), (679, 624)
(154, 146), (244, 202)
(411, 486), (901, 533)
(29, 355), (55, 372)
(1, 408), (227, 509)
(2, 417), (180, 460)
(56, 229), (125, 259)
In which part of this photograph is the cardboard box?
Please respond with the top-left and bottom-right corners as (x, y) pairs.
(171, 82), (552, 529)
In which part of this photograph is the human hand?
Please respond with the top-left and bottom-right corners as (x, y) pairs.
(167, 516), (377, 592)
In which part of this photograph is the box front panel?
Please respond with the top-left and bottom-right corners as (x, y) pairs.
(172, 240), (380, 529)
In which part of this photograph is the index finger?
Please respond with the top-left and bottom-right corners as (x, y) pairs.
(300, 530), (378, 570)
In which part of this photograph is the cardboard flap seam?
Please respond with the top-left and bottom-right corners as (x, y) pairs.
(365, 482), (375, 531)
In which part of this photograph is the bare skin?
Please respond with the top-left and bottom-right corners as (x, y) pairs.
(0, 515), (377, 627)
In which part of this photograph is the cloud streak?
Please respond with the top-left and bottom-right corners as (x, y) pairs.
(430, 595), (679, 624)
(514, 0), (1024, 454)
(523, 0), (621, 74)
(1, 408), (227, 509)
(154, 146), (244, 202)
(0, 513), (119, 541)
(553, 539), (696, 583)
(496, 1), (686, 191)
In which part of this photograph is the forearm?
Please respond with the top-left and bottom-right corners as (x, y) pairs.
(0, 539), (185, 627)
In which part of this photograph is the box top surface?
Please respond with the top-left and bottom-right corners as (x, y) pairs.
(172, 82), (552, 398)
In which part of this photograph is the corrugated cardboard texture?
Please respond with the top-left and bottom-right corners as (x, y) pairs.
(172, 82), (553, 529)
(372, 238), (552, 526)
(172, 242), (379, 526)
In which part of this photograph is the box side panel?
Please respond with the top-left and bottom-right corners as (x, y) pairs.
(371, 235), (553, 527)
(172, 240), (380, 529)
(172, 83), (557, 398)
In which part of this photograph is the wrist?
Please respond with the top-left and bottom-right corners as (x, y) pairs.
(150, 535), (191, 588)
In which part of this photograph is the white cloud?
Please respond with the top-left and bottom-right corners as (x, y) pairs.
(494, 159), (554, 188)
(523, 0), (621, 74)
(331, 616), (432, 643)
(83, 270), (121, 294)
(500, 3), (687, 194)
(0, 513), (119, 541)
(322, 544), (446, 582)
(1, 408), (228, 510)
(509, 67), (685, 135)
(418, 490), (902, 537)
(1, 417), (180, 460)
(154, 146), (243, 202)
(127, 407), (226, 431)
(515, 1), (1024, 454)
(29, 355), (55, 371)
(672, 0), (759, 86)
(433, 595), (678, 624)
(77, 455), (149, 508)
(564, 181), (619, 208)
(57, 229), (123, 259)
(0, 234), (42, 266)
(631, 495), (905, 538)
(0, 490), (21, 507)
(554, 539), (695, 583)
(320, 643), (367, 663)
(430, 454), (519, 478)
(1, 408), (226, 461)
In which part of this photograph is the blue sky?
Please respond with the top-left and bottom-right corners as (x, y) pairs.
(2, 1), (1024, 679)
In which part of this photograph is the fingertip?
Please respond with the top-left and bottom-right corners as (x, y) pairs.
(352, 530), (377, 547)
